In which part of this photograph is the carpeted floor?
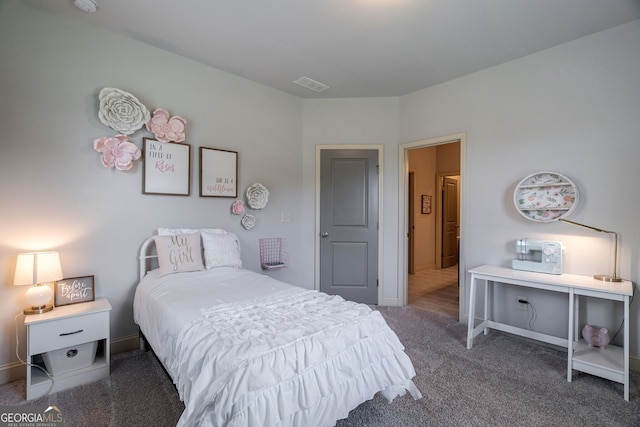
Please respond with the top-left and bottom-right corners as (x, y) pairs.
(1, 306), (639, 426)
(0, 347), (185, 426)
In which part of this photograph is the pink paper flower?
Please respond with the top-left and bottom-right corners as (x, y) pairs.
(93, 134), (141, 171)
(231, 200), (245, 215)
(146, 108), (187, 142)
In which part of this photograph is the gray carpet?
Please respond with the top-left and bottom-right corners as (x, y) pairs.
(1, 306), (639, 426)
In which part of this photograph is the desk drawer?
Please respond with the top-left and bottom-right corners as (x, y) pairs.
(29, 311), (108, 355)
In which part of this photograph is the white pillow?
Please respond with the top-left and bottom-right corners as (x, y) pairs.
(154, 233), (204, 276)
(200, 230), (242, 269)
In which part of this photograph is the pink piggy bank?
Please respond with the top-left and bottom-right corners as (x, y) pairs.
(582, 325), (610, 348)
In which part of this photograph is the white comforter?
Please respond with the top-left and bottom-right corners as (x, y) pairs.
(134, 268), (421, 427)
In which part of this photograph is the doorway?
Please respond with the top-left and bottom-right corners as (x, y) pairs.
(398, 133), (466, 321)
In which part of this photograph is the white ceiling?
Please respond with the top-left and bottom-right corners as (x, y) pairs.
(25, 0), (640, 98)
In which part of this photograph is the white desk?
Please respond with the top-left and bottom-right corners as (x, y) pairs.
(466, 265), (634, 400)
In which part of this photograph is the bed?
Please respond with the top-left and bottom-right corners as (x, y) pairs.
(133, 228), (421, 426)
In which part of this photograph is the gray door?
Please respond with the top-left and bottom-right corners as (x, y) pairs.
(320, 149), (378, 304)
(441, 176), (458, 268)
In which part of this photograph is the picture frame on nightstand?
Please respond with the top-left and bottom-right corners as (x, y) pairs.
(54, 275), (95, 307)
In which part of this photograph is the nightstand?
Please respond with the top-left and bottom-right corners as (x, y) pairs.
(24, 298), (111, 400)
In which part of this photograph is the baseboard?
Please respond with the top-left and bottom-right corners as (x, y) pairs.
(110, 334), (140, 354)
(631, 355), (640, 373)
(0, 334), (141, 386)
(414, 264), (436, 273)
(0, 361), (25, 386)
(379, 297), (398, 306)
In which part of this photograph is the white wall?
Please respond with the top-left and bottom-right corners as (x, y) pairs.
(0, 2), (304, 374)
(2, 1), (639, 378)
(301, 21), (640, 355)
(399, 21), (640, 348)
(408, 147), (437, 271)
(301, 98), (400, 304)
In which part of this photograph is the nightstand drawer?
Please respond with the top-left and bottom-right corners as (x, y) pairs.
(29, 311), (109, 355)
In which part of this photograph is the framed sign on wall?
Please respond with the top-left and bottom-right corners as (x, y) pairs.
(143, 138), (191, 196)
(199, 147), (238, 197)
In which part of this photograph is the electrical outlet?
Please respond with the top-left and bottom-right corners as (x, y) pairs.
(517, 296), (528, 310)
(281, 212), (291, 223)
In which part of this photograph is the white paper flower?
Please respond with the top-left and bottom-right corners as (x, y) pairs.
(241, 214), (256, 230)
(246, 183), (269, 209)
(98, 87), (150, 135)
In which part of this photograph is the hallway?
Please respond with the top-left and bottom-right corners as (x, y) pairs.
(408, 265), (459, 319)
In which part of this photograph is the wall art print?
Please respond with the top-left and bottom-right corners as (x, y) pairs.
(421, 195), (432, 214)
(143, 138), (191, 196)
(199, 147), (238, 198)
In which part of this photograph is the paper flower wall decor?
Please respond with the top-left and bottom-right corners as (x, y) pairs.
(231, 200), (245, 215)
(241, 214), (256, 230)
(93, 134), (141, 171)
(146, 108), (187, 142)
(98, 87), (150, 135)
(246, 183), (269, 209)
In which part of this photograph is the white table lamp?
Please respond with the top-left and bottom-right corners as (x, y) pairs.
(558, 219), (622, 282)
(13, 251), (63, 314)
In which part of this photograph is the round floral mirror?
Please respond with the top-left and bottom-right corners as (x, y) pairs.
(513, 171), (579, 223)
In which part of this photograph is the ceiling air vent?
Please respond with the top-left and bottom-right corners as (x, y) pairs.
(74, 0), (98, 12)
(293, 77), (329, 93)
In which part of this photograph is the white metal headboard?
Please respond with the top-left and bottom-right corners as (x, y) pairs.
(138, 236), (158, 281)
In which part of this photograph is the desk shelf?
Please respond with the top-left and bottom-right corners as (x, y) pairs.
(572, 340), (625, 383)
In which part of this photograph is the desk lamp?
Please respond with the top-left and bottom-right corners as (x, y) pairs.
(13, 251), (63, 314)
(558, 218), (622, 282)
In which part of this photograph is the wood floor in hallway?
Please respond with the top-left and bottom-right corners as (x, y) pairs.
(408, 265), (459, 319)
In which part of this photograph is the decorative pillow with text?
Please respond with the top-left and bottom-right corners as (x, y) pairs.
(154, 233), (204, 276)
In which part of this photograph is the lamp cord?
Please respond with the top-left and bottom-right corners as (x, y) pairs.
(525, 301), (537, 330)
(611, 281), (636, 343)
(14, 312), (55, 396)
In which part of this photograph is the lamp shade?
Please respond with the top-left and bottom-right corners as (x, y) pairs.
(13, 252), (63, 286)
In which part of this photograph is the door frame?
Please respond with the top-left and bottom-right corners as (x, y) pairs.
(315, 144), (383, 305)
(398, 133), (466, 322)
